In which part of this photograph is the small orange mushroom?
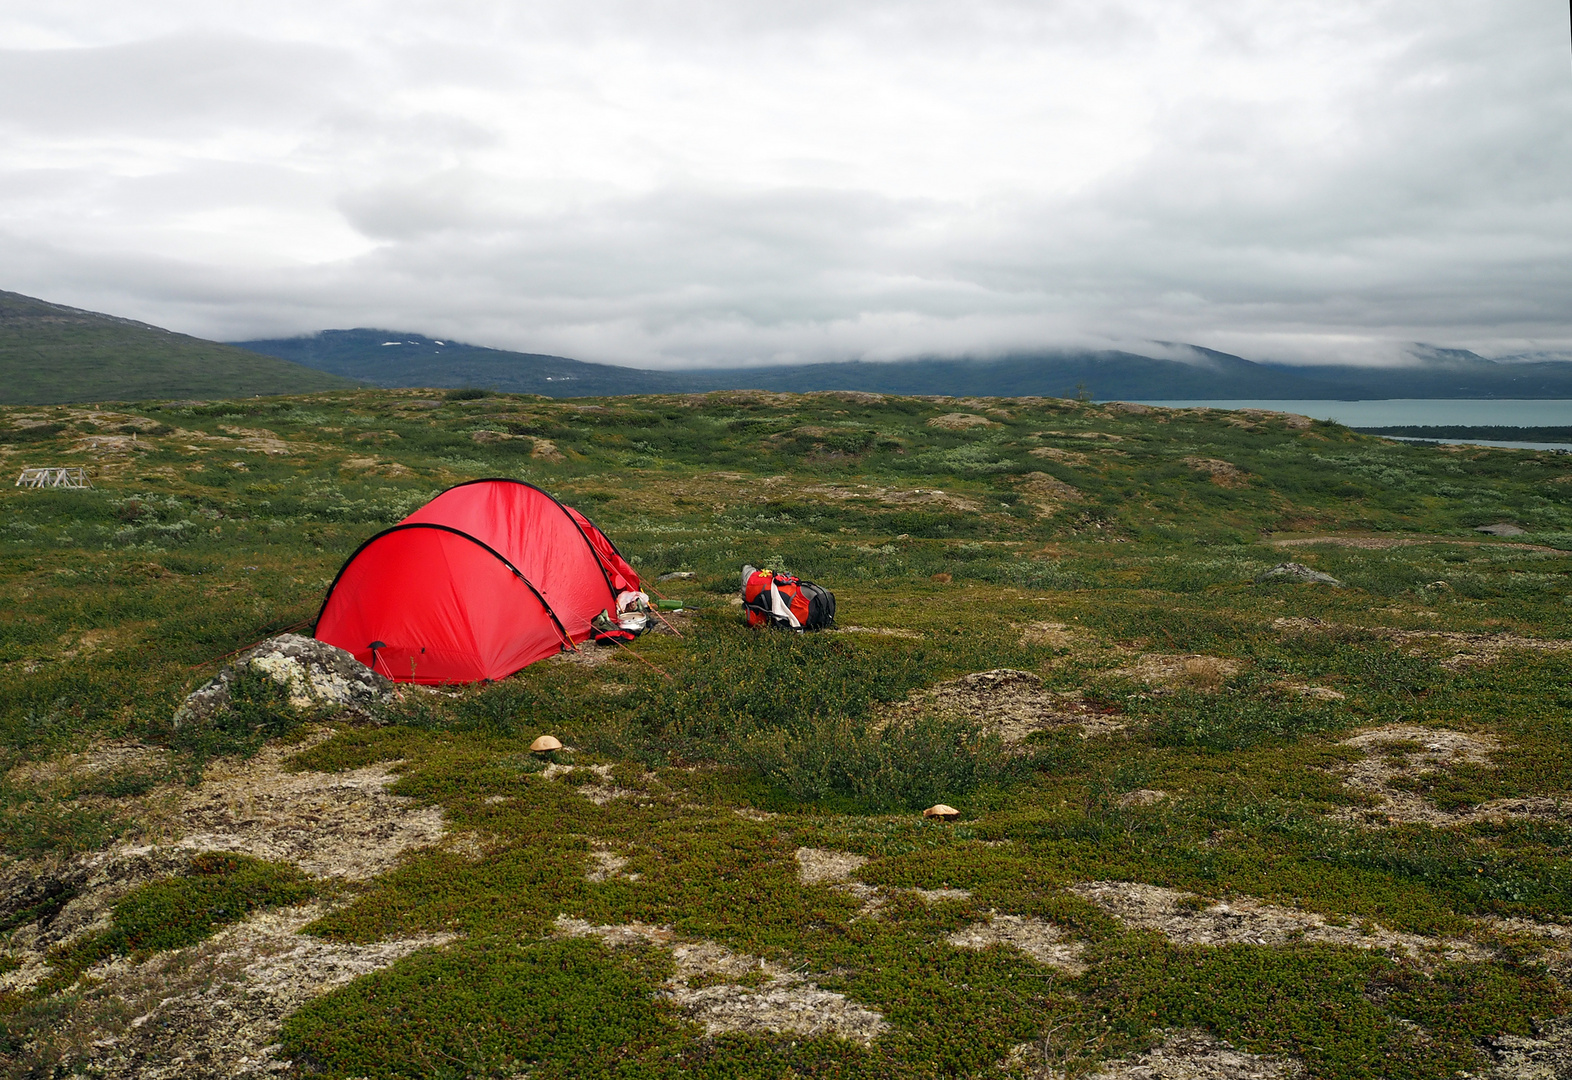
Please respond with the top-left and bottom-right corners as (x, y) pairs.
(529, 735), (563, 753)
(923, 803), (960, 820)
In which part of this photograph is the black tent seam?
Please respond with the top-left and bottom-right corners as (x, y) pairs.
(438, 477), (624, 603)
(314, 521), (575, 652)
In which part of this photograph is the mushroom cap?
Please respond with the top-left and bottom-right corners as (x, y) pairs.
(529, 734), (564, 753)
(923, 803), (960, 819)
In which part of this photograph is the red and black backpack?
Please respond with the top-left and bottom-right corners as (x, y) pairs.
(742, 567), (836, 631)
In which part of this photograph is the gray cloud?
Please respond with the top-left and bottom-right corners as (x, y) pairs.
(1, 0), (1568, 367)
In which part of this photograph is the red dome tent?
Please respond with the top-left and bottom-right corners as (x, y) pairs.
(314, 479), (640, 684)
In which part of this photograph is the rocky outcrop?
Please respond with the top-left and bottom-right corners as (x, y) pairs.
(174, 634), (393, 728)
(1255, 562), (1343, 587)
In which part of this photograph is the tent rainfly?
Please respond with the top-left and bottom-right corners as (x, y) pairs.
(314, 479), (640, 684)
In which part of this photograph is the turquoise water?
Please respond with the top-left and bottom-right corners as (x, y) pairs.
(1132, 399), (1572, 426)
(1381, 436), (1571, 452)
(1130, 399), (1572, 450)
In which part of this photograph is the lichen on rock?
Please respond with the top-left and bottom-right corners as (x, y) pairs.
(174, 633), (394, 728)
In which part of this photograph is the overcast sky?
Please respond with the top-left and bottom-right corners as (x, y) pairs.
(1, 1), (1568, 368)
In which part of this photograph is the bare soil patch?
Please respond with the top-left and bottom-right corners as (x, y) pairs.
(805, 482), (984, 513)
(832, 625), (924, 639)
(888, 669), (1126, 742)
(1271, 680), (1345, 701)
(20, 902), (451, 1079)
(5, 743), (170, 789)
(946, 913), (1086, 972)
(3, 733), (446, 996)
(168, 740), (445, 879)
(339, 455), (411, 477)
(795, 847), (867, 885)
(1378, 629), (1572, 671)
(1272, 617), (1572, 670)
(927, 412), (996, 430)
(553, 916), (889, 1043)
(912, 887), (972, 903)
(214, 425), (308, 456)
(586, 845), (640, 882)
(1184, 457), (1249, 487)
(540, 762), (638, 805)
(1070, 881), (1489, 968)
(1018, 621), (1080, 649)
(1329, 724), (1571, 827)
(795, 847), (882, 916)
(531, 438), (565, 461)
(1016, 472), (1084, 514)
(1268, 535), (1563, 554)
(1109, 654), (1241, 692)
(794, 848), (970, 916)
(1073, 1029), (1301, 1080)
(1484, 1016), (1572, 1079)
(1028, 445), (1092, 466)
(545, 643), (620, 667)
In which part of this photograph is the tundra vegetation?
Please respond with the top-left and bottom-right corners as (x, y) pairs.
(0, 388), (1570, 1078)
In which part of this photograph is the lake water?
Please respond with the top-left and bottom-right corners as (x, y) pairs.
(1131, 399), (1572, 450)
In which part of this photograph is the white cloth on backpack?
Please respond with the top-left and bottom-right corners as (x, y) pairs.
(768, 581), (802, 629)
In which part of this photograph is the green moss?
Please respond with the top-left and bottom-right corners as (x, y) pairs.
(282, 937), (683, 1079)
(52, 852), (318, 979)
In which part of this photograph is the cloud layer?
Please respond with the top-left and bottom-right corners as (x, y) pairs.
(2, 0), (1569, 367)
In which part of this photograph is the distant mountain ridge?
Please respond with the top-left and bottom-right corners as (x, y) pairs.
(0, 291), (357, 405)
(237, 328), (1572, 400)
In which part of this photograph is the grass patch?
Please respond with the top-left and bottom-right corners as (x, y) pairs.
(3, 389), (1572, 1077)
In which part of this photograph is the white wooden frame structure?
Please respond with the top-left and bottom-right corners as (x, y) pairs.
(15, 467), (92, 489)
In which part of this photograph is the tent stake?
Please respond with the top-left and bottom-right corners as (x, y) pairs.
(640, 583), (686, 638)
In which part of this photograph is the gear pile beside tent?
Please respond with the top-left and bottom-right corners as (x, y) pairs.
(314, 479), (640, 684)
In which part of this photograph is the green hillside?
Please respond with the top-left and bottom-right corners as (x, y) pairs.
(0, 290), (359, 405)
(2, 389), (1571, 1077)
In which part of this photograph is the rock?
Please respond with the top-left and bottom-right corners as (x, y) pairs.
(175, 634), (394, 728)
(657, 571), (695, 581)
(1255, 562), (1343, 587)
(1475, 522), (1527, 537)
(531, 438), (565, 462)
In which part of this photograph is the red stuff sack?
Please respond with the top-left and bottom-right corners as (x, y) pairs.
(742, 567), (836, 631)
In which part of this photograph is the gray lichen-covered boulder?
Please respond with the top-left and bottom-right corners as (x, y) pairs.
(175, 633), (394, 728)
(1256, 562), (1344, 587)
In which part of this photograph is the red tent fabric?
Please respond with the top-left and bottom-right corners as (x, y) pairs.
(315, 480), (640, 684)
(564, 505), (640, 594)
